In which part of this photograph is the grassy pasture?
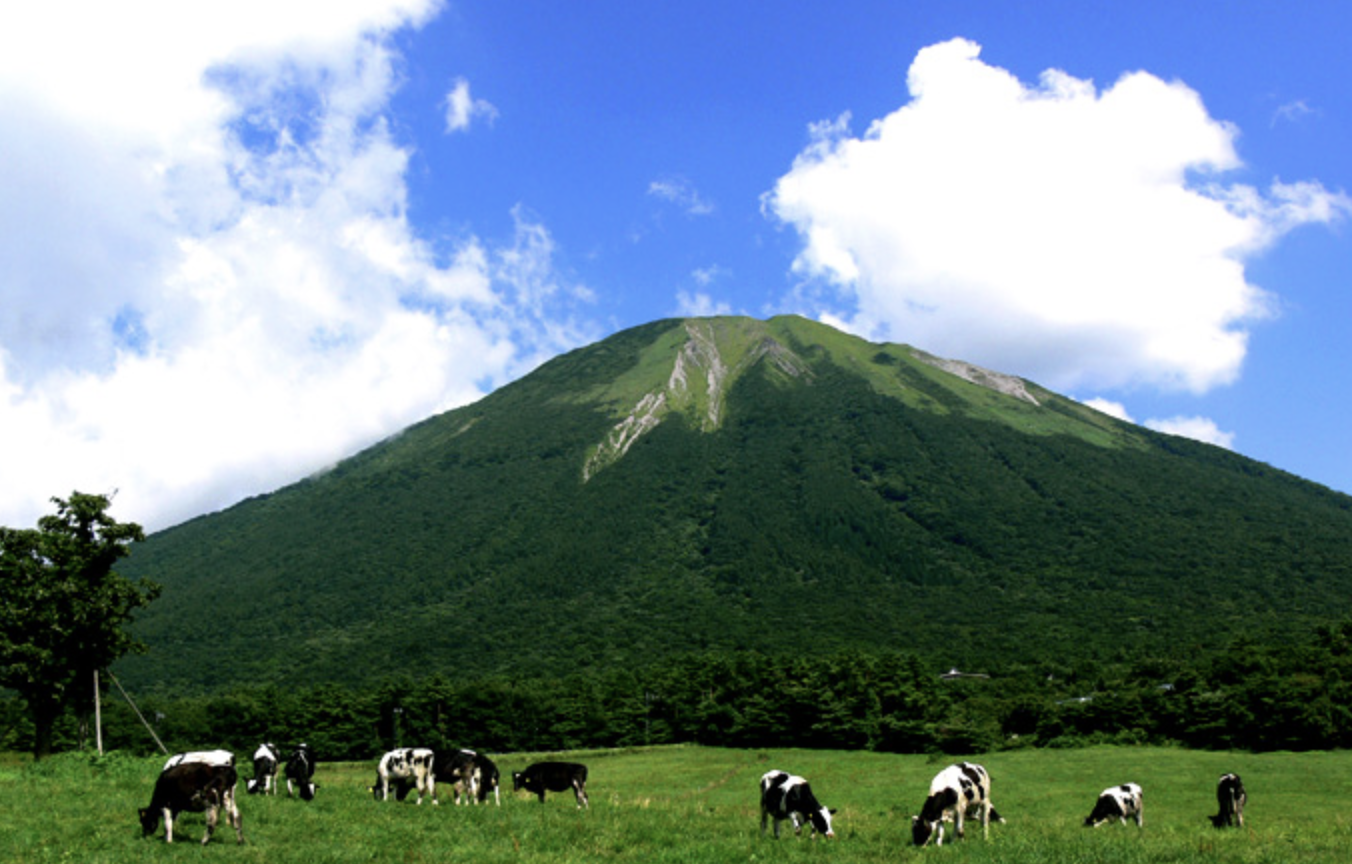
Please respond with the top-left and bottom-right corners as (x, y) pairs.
(3, 745), (1352, 863)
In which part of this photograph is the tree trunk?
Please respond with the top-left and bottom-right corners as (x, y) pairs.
(28, 693), (61, 761)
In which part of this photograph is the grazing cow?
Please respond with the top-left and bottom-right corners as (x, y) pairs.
(430, 749), (479, 804)
(759, 770), (836, 839)
(139, 762), (245, 845)
(1210, 773), (1245, 828)
(372, 748), (437, 804)
(163, 749), (234, 772)
(431, 748), (502, 805)
(246, 743), (280, 795)
(1084, 783), (1144, 828)
(512, 761), (589, 808)
(912, 762), (1004, 846)
(285, 742), (317, 801)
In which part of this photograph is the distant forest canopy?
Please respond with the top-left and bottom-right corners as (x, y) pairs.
(9, 619), (1352, 759)
(114, 316), (1352, 696)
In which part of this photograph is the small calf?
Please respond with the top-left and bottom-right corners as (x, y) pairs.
(512, 761), (589, 808)
(1210, 773), (1245, 828)
(139, 762), (245, 845)
(1085, 783), (1144, 828)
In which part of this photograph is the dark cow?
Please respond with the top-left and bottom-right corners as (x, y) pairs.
(139, 762), (245, 845)
(759, 770), (836, 839)
(912, 762), (1004, 846)
(285, 742), (317, 801)
(512, 761), (589, 808)
(430, 748), (500, 806)
(246, 743), (280, 795)
(372, 747), (437, 804)
(1210, 773), (1245, 828)
(431, 749), (479, 805)
(1084, 783), (1144, 828)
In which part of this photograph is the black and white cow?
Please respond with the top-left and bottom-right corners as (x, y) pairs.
(512, 761), (589, 808)
(759, 770), (836, 839)
(372, 747), (437, 804)
(1084, 783), (1144, 828)
(285, 742), (317, 801)
(912, 762), (1004, 846)
(430, 748), (500, 805)
(139, 762), (245, 845)
(1210, 773), (1245, 828)
(246, 743), (280, 795)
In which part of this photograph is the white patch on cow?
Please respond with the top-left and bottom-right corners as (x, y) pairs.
(164, 750), (234, 771)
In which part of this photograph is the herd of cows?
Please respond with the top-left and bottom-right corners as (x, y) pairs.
(760, 762), (1247, 846)
(137, 744), (591, 845)
(136, 746), (1248, 848)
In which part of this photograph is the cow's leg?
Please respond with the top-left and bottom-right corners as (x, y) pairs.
(202, 803), (219, 846)
(227, 789), (246, 844)
(954, 808), (965, 841)
(761, 808), (769, 836)
(163, 808), (175, 844)
(1135, 800), (1144, 828)
(981, 801), (991, 839)
(574, 780), (589, 809)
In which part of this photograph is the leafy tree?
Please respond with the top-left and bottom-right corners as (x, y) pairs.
(0, 492), (159, 758)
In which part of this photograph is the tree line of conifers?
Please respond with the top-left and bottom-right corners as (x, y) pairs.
(6, 618), (1352, 760)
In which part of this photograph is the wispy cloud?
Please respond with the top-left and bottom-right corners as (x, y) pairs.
(768, 38), (1351, 396)
(1271, 98), (1318, 127)
(648, 176), (715, 216)
(444, 76), (498, 133)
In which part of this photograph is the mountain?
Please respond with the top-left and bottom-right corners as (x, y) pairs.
(117, 316), (1352, 694)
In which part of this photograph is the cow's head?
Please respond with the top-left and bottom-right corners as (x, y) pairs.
(299, 781), (318, 802)
(809, 807), (837, 839)
(138, 807), (160, 837)
(511, 771), (526, 791)
(912, 816), (942, 846)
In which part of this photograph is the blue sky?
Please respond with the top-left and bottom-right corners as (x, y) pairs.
(1, 0), (1349, 530)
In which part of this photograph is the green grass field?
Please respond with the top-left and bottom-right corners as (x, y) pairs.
(3, 745), (1352, 863)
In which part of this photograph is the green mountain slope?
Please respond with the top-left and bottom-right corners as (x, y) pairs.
(118, 316), (1352, 694)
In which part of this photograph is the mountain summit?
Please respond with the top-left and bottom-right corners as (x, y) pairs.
(120, 316), (1352, 693)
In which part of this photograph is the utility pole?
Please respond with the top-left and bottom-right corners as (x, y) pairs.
(94, 670), (103, 756)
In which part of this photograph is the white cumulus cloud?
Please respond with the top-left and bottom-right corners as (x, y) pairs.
(767, 38), (1350, 396)
(0, 1), (590, 531)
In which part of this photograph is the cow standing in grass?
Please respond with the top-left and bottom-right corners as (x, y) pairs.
(139, 762), (245, 845)
(1085, 783), (1144, 828)
(246, 743), (279, 795)
(286, 742), (317, 801)
(1210, 774), (1245, 828)
(912, 762), (1003, 846)
(512, 761), (589, 808)
(372, 748), (437, 804)
(759, 770), (836, 839)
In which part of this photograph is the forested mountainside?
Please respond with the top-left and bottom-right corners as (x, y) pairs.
(117, 316), (1352, 694)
